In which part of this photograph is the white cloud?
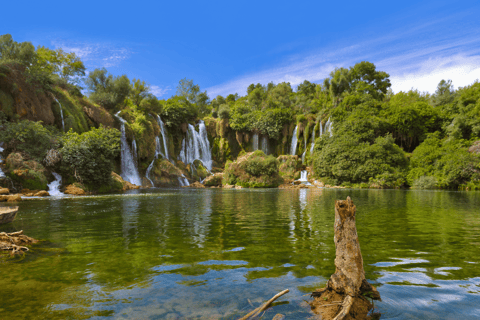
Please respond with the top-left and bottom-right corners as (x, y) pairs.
(205, 12), (480, 97)
(51, 40), (131, 68)
(150, 85), (171, 98)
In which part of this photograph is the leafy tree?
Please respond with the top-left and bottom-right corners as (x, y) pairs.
(323, 67), (351, 105)
(349, 61), (391, 100)
(0, 34), (36, 66)
(60, 127), (120, 186)
(431, 79), (455, 107)
(161, 96), (197, 127)
(297, 80), (316, 96)
(85, 68), (131, 110)
(130, 78), (151, 106)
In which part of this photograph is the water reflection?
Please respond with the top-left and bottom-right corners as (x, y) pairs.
(1, 189), (480, 319)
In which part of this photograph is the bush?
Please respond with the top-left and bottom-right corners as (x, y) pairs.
(218, 104), (230, 119)
(0, 120), (56, 161)
(223, 152), (282, 187)
(60, 127), (120, 187)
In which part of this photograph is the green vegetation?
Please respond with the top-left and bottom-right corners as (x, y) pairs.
(60, 127), (120, 187)
(1, 33), (480, 190)
(223, 151), (282, 187)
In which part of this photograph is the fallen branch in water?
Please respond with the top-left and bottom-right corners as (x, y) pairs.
(238, 289), (289, 320)
(0, 230), (38, 255)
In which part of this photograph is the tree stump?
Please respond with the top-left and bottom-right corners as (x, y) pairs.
(310, 197), (381, 320)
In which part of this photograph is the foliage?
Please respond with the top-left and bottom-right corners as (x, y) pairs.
(0, 120), (56, 161)
(412, 176), (437, 189)
(85, 68), (131, 110)
(218, 104), (230, 119)
(60, 127), (120, 186)
(161, 96), (197, 127)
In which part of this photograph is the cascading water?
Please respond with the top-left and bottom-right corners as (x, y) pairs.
(290, 125), (298, 155)
(47, 172), (65, 196)
(145, 136), (162, 186)
(299, 170), (308, 181)
(54, 98), (65, 132)
(310, 123), (316, 154)
(132, 140), (138, 168)
(252, 133), (259, 151)
(0, 143), (5, 178)
(157, 116), (170, 161)
(115, 112), (142, 186)
(179, 120), (212, 171)
(178, 174), (189, 187)
(260, 136), (269, 155)
(324, 117), (333, 137)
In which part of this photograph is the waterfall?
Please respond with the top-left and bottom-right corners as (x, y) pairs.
(310, 123), (316, 154)
(0, 143), (5, 178)
(301, 133), (307, 164)
(252, 133), (259, 151)
(324, 117), (333, 137)
(132, 139), (138, 168)
(54, 98), (65, 132)
(47, 172), (64, 196)
(157, 116), (170, 161)
(179, 120), (212, 171)
(178, 174), (189, 186)
(319, 120), (323, 137)
(145, 136), (162, 186)
(290, 125), (298, 155)
(260, 136), (269, 155)
(115, 112), (142, 186)
(299, 170), (308, 181)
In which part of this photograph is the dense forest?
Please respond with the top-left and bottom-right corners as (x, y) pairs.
(0, 33), (479, 192)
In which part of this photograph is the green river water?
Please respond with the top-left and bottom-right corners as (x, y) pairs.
(1, 188), (479, 319)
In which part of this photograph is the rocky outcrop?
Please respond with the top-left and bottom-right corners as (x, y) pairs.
(183, 181), (205, 188)
(0, 64), (55, 124)
(277, 155), (302, 180)
(5, 153), (48, 190)
(223, 151), (283, 188)
(203, 173), (223, 187)
(83, 103), (115, 128)
(111, 172), (141, 190)
(150, 159), (186, 187)
(64, 184), (86, 195)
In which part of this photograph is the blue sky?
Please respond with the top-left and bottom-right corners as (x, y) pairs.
(2, 1), (480, 98)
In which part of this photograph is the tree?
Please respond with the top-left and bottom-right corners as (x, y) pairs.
(432, 79), (455, 106)
(35, 46), (86, 85)
(176, 78), (199, 103)
(85, 68), (131, 110)
(323, 67), (351, 105)
(0, 34), (36, 66)
(349, 61), (391, 100)
(130, 78), (151, 106)
(297, 80), (316, 96)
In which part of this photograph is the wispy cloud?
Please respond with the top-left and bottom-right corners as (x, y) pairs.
(150, 85), (171, 98)
(206, 11), (480, 97)
(51, 40), (132, 68)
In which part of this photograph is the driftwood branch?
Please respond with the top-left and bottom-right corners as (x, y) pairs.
(0, 230), (38, 255)
(238, 289), (289, 320)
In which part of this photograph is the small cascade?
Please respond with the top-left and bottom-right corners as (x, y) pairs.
(47, 172), (65, 196)
(115, 112), (142, 186)
(260, 136), (269, 155)
(178, 174), (190, 186)
(324, 117), (333, 137)
(157, 116), (170, 161)
(310, 123), (316, 154)
(179, 120), (213, 171)
(319, 120), (324, 137)
(54, 98), (65, 132)
(252, 133), (259, 151)
(132, 139), (138, 168)
(299, 170), (308, 181)
(0, 143), (6, 178)
(290, 125), (298, 155)
(301, 135), (307, 164)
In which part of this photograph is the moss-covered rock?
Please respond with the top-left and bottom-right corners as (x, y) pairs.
(223, 151), (283, 188)
(5, 153), (48, 190)
(204, 173), (224, 186)
(150, 158), (185, 187)
(191, 159), (210, 181)
(277, 155), (302, 181)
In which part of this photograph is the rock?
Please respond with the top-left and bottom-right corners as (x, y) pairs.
(183, 181), (205, 188)
(34, 190), (50, 197)
(83, 104), (115, 128)
(0, 188), (9, 195)
(6, 194), (22, 202)
(65, 184), (86, 195)
(277, 155), (302, 180)
(111, 172), (141, 190)
(224, 184), (235, 189)
(203, 173), (224, 187)
(235, 185), (243, 189)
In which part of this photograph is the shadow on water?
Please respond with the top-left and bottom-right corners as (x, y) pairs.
(1, 188), (480, 319)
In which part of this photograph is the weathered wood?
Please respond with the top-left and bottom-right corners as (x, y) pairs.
(238, 289), (289, 320)
(310, 197), (381, 320)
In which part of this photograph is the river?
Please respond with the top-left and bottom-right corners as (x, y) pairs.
(1, 188), (479, 319)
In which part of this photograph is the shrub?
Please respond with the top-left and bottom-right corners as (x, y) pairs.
(223, 152), (282, 187)
(0, 120), (56, 161)
(218, 104), (230, 119)
(60, 127), (120, 187)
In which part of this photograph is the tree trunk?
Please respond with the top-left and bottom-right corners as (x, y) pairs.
(310, 197), (381, 320)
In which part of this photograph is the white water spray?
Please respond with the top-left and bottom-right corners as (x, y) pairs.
(290, 125), (298, 155)
(310, 123), (316, 154)
(115, 112), (142, 186)
(252, 133), (259, 151)
(260, 136), (269, 155)
(179, 120), (212, 171)
(54, 98), (65, 132)
(0, 143), (5, 178)
(47, 172), (65, 196)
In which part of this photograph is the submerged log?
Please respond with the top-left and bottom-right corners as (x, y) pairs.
(0, 230), (38, 255)
(310, 197), (381, 320)
(238, 289), (289, 320)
